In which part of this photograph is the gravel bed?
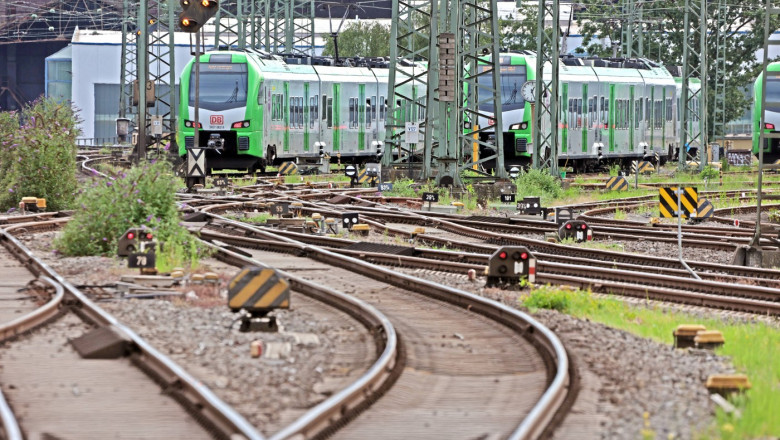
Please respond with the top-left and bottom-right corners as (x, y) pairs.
(19, 231), (377, 436)
(391, 268), (736, 440)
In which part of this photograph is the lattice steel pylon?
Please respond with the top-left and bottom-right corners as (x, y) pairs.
(621, 0), (645, 58)
(533, 0), (560, 177)
(119, 0), (137, 121)
(384, 0), (504, 184)
(679, 0), (708, 171)
(123, 0), (177, 160)
(214, 0), (247, 50)
(383, 0), (432, 170)
(455, 0), (505, 178)
(712, 0), (727, 150)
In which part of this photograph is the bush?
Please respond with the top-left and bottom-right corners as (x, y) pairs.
(699, 165), (720, 180)
(522, 286), (573, 312)
(0, 98), (80, 211)
(514, 168), (563, 201)
(55, 161), (204, 270)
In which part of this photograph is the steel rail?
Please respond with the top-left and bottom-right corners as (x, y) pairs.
(0, 275), (64, 342)
(199, 240), (401, 440)
(0, 228), (265, 440)
(0, 387), (21, 440)
(198, 213), (571, 439)
(537, 271), (779, 315)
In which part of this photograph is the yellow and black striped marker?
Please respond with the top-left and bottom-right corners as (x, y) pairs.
(357, 169), (370, 184)
(279, 161), (298, 175)
(637, 160), (654, 174)
(228, 267), (290, 313)
(606, 176), (629, 191)
(659, 187), (698, 218)
(697, 198), (714, 218)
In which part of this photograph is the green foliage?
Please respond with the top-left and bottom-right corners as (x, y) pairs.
(0, 98), (80, 211)
(55, 161), (203, 270)
(522, 286), (573, 311)
(699, 165), (720, 180)
(613, 208), (627, 220)
(607, 163), (622, 177)
(500, 3), (539, 52)
(322, 22), (391, 58)
(520, 286), (780, 438)
(514, 168), (563, 201)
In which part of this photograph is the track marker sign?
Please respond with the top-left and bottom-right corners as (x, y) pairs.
(659, 187), (698, 218)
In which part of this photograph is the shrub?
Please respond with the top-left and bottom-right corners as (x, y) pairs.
(522, 286), (572, 311)
(55, 161), (204, 270)
(0, 98), (80, 211)
(699, 165), (720, 180)
(514, 168), (563, 201)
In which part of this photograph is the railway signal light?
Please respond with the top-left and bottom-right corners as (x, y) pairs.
(178, 0), (218, 33)
(486, 246), (535, 286)
(558, 220), (592, 243)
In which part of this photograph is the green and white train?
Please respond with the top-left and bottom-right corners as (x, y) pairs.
(753, 61), (780, 163)
(476, 53), (695, 172)
(177, 49), (697, 173)
(177, 50), (425, 172)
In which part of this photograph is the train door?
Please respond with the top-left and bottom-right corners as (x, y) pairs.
(359, 84), (366, 151)
(283, 82), (290, 153)
(562, 83), (569, 154)
(629, 85), (635, 153)
(608, 84), (615, 152)
(332, 83), (340, 153)
(582, 83), (589, 154)
(303, 82), (310, 152)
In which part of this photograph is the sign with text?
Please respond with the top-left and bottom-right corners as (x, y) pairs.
(378, 183), (393, 192)
(422, 192), (439, 203)
(405, 122), (419, 144)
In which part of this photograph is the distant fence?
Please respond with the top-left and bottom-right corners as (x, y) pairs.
(76, 137), (122, 147)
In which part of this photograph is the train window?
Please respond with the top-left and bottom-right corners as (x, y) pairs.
(380, 96), (385, 120)
(371, 96), (377, 120)
(309, 97), (315, 128)
(291, 96), (296, 127)
(654, 100), (662, 129)
(666, 97), (673, 122)
(322, 95), (328, 121)
(635, 99), (642, 128)
(349, 98), (355, 129)
(313, 95), (318, 123)
(645, 98), (651, 123)
(366, 99), (371, 129)
(297, 97), (303, 128)
(625, 100), (630, 129)
(327, 98), (333, 128)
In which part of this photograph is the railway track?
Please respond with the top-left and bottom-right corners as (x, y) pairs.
(196, 218), (573, 439)
(0, 224), (263, 440)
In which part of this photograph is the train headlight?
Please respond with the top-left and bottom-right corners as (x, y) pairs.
(509, 122), (529, 131)
(231, 120), (251, 129)
(184, 120), (202, 128)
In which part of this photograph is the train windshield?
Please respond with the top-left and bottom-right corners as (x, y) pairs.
(477, 64), (527, 112)
(766, 76), (780, 111)
(189, 63), (248, 110)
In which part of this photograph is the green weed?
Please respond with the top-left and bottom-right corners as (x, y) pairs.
(519, 287), (780, 439)
(0, 97), (81, 211)
(55, 161), (205, 270)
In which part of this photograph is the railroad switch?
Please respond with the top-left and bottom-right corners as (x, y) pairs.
(706, 374), (751, 396)
(324, 218), (339, 234)
(673, 324), (706, 349)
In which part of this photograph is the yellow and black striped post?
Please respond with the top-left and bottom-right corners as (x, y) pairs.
(658, 187), (698, 218)
(228, 267), (290, 314)
(357, 169), (370, 185)
(606, 176), (629, 191)
(279, 162), (298, 175)
(638, 160), (654, 174)
(697, 198), (714, 219)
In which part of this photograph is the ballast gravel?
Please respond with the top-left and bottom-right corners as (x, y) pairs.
(19, 229), (743, 439)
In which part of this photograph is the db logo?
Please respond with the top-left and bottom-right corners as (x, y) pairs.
(210, 115), (224, 125)
(488, 118), (495, 126)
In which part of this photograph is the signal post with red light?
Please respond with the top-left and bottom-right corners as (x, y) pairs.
(486, 246), (536, 287)
(558, 220), (592, 243)
(117, 227), (156, 257)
